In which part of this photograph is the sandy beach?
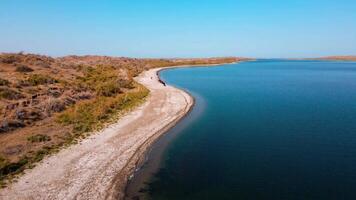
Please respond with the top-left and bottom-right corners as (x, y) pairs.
(0, 67), (194, 200)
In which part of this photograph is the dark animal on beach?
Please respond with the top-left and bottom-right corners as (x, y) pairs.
(158, 79), (166, 86)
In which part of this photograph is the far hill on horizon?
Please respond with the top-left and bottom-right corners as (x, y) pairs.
(316, 56), (356, 61)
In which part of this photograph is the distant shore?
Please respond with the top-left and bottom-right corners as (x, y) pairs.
(306, 56), (356, 61)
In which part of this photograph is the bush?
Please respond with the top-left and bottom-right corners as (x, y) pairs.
(27, 74), (57, 86)
(0, 157), (7, 171)
(0, 54), (19, 64)
(0, 120), (25, 133)
(0, 157), (28, 181)
(0, 88), (24, 100)
(27, 134), (51, 143)
(0, 146), (55, 185)
(33, 61), (51, 68)
(95, 80), (122, 97)
(0, 78), (10, 86)
(45, 98), (66, 113)
(118, 78), (134, 89)
(15, 65), (33, 73)
(76, 65), (133, 96)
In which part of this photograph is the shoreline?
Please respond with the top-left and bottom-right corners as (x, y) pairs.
(0, 67), (194, 200)
(0, 62), (235, 200)
(111, 67), (196, 200)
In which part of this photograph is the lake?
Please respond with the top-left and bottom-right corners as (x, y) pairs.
(125, 60), (356, 200)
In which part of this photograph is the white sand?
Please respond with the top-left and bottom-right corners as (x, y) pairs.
(0, 68), (194, 200)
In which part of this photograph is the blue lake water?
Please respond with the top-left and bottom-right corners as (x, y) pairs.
(127, 60), (356, 200)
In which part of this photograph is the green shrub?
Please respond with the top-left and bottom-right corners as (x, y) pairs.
(57, 83), (149, 133)
(76, 65), (133, 96)
(27, 134), (51, 143)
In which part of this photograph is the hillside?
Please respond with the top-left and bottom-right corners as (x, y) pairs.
(0, 52), (246, 185)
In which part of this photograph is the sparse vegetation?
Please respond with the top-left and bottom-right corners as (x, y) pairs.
(0, 146), (57, 186)
(26, 74), (57, 86)
(15, 65), (33, 73)
(0, 54), (19, 64)
(27, 134), (51, 143)
(0, 156), (28, 187)
(95, 80), (122, 97)
(0, 88), (24, 100)
(75, 66), (128, 96)
(0, 78), (10, 86)
(144, 57), (241, 68)
(62, 66), (144, 132)
(58, 84), (149, 133)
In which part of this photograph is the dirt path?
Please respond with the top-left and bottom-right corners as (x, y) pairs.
(0, 68), (194, 200)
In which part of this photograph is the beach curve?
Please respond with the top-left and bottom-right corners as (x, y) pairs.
(0, 67), (194, 200)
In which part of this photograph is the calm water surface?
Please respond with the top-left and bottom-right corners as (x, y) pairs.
(127, 60), (356, 200)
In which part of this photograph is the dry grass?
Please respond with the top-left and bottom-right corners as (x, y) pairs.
(0, 88), (24, 100)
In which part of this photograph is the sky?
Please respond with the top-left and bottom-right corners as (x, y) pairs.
(0, 0), (356, 58)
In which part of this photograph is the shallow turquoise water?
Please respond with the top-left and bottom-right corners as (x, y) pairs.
(143, 60), (356, 200)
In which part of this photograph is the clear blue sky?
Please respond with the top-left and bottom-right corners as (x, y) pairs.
(0, 0), (356, 58)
